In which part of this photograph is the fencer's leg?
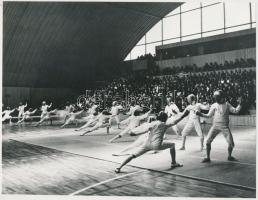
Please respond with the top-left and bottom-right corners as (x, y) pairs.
(180, 136), (186, 150)
(115, 155), (136, 173)
(61, 119), (71, 128)
(224, 128), (237, 161)
(107, 125), (110, 134)
(116, 116), (121, 129)
(75, 119), (93, 131)
(113, 135), (145, 156)
(200, 137), (204, 151)
(34, 118), (43, 126)
(9, 118), (13, 125)
(159, 142), (183, 168)
(80, 123), (100, 136)
(172, 125), (181, 139)
(202, 126), (219, 163)
(194, 120), (204, 151)
(109, 128), (130, 143)
(179, 122), (193, 150)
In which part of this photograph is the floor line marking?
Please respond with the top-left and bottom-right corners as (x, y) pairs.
(68, 170), (143, 196)
(11, 139), (256, 191)
(185, 154), (256, 166)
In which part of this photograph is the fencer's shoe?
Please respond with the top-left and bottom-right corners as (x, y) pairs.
(171, 163), (183, 169)
(202, 158), (211, 163)
(228, 156), (238, 161)
(115, 168), (121, 173)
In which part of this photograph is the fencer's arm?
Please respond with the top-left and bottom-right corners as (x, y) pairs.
(199, 103), (210, 110)
(48, 103), (52, 108)
(166, 110), (190, 127)
(87, 108), (92, 114)
(172, 104), (180, 114)
(31, 109), (37, 114)
(228, 103), (241, 114)
(95, 113), (102, 121)
(126, 107), (133, 115)
(196, 105), (215, 118)
(75, 110), (84, 116)
(139, 109), (152, 120)
(49, 109), (57, 114)
(24, 103), (28, 108)
(130, 123), (151, 136)
(10, 109), (16, 113)
(120, 116), (131, 125)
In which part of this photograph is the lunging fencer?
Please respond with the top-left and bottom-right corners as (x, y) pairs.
(114, 111), (190, 173)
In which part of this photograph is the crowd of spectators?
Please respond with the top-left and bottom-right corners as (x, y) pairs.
(160, 58), (255, 75)
(136, 53), (155, 60)
(87, 59), (255, 114)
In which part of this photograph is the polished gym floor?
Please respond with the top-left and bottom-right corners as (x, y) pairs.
(2, 119), (256, 197)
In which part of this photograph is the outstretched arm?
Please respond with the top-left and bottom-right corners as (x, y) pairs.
(166, 110), (190, 127)
(49, 109), (57, 114)
(139, 109), (152, 121)
(10, 109), (16, 113)
(198, 103), (210, 110)
(172, 104), (180, 115)
(228, 102), (241, 114)
(75, 110), (84, 116)
(196, 105), (215, 118)
(120, 116), (131, 125)
(130, 123), (152, 136)
(30, 109), (37, 115)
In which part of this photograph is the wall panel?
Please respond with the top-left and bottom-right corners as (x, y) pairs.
(156, 48), (256, 69)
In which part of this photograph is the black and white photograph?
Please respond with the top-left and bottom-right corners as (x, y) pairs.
(1, 0), (256, 198)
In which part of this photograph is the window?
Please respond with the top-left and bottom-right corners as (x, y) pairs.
(163, 38), (180, 45)
(130, 45), (145, 60)
(146, 21), (162, 43)
(124, 53), (131, 61)
(181, 1), (200, 12)
(124, 1), (254, 61)
(202, 29), (224, 37)
(226, 25), (250, 33)
(165, 6), (181, 17)
(251, 2), (256, 27)
(202, 3), (224, 32)
(202, 0), (221, 6)
(136, 35), (145, 45)
(182, 34), (201, 42)
(225, 2), (250, 28)
(146, 42), (161, 55)
(182, 9), (201, 36)
(163, 15), (180, 40)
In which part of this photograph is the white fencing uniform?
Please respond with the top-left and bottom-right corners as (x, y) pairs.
(41, 105), (51, 118)
(165, 103), (180, 136)
(205, 102), (241, 147)
(2, 109), (15, 122)
(181, 103), (209, 138)
(110, 105), (123, 124)
(118, 111), (151, 137)
(87, 113), (111, 132)
(127, 105), (141, 116)
(131, 120), (175, 157)
(18, 105), (27, 118)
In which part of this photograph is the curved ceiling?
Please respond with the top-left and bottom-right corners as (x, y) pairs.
(3, 2), (182, 88)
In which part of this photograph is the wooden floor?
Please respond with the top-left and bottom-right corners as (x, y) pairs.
(2, 121), (256, 197)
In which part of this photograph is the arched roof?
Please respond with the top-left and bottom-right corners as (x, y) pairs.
(3, 2), (182, 88)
